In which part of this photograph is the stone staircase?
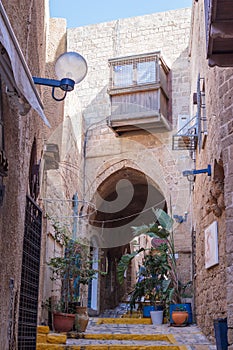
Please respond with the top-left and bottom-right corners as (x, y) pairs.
(36, 325), (67, 349)
(37, 318), (216, 350)
(36, 320), (184, 349)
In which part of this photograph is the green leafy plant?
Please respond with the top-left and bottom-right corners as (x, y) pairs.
(174, 305), (187, 311)
(117, 209), (192, 314)
(129, 245), (172, 311)
(47, 217), (105, 313)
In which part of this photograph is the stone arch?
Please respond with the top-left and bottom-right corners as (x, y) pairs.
(85, 157), (166, 203)
(87, 165), (167, 313)
(87, 165), (166, 249)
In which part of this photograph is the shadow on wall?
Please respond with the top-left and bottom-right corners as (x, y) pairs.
(171, 46), (191, 125)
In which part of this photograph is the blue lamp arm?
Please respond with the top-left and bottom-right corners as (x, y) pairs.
(33, 77), (61, 88)
(183, 164), (211, 177)
(33, 77), (75, 91)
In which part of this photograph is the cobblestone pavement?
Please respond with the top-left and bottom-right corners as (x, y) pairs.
(66, 304), (217, 349)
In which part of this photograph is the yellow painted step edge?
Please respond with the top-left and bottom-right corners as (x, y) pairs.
(96, 318), (152, 324)
(82, 347), (186, 350)
(37, 345), (187, 350)
(83, 333), (174, 342)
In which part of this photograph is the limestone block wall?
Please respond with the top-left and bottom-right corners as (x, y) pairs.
(67, 9), (192, 128)
(62, 8), (195, 311)
(190, 1), (229, 342)
(0, 0), (50, 348)
(66, 9), (193, 241)
(218, 64), (233, 350)
(38, 15), (87, 322)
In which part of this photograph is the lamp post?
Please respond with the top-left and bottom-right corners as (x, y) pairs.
(33, 52), (87, 101)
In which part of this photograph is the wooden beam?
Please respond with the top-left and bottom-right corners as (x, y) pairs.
(210, 22), (233, 39)
(208, 53), (233, 66)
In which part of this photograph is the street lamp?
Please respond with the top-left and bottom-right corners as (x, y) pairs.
(33, 52), (87, 101)
(182, 164), (211, 181)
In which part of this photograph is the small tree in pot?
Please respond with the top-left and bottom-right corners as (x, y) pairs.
(47, 218), (103, 332)
(117, 222), (171, 318)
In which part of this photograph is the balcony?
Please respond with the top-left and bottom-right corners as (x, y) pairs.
(107, 52), (171, 136)
(205, 0), (233, 67)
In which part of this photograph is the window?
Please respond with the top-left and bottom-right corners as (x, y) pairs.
(137, 61), (156, 84)
(114, 64), (133, 87)
(109, 52), (160, 90)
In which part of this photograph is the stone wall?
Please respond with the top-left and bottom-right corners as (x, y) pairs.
(66, 8), (193, 228)
(65, 9), (194, 311)
(0, 0), (49, 348)
(67, 9), (192, 127)
(190, 1), (229, 342)
(219, 61), (233, 350)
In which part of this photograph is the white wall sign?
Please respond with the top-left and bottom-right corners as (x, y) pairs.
(205, 221), (219, 269)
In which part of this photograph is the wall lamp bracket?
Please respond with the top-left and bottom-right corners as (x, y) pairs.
(182, 164), (211, 180)
(33, 51), (87, 102)
(173, 212), (188, 223)
(33, 77), (75, 101)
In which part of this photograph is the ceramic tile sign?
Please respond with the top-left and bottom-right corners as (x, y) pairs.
(205, 221), (219, 269)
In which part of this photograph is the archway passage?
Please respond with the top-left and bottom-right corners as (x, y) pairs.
(89, 167), (166, 248)
(88, 167), (167, 312)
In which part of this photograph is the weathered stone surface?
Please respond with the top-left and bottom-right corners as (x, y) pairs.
(37, 334), (47, 344)
(47, 333), (67, 344)
(37, 326), (50, 334)
(65, 8), (193, 314)
(189, 0), (233, 341)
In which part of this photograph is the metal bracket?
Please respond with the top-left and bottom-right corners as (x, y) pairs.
(173, 212), (188, 223)
(183, 164), (211, 178)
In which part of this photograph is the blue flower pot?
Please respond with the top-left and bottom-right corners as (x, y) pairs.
(143, 305), (155, 317)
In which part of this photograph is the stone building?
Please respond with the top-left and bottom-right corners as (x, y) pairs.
(44, 1), (233, 345)
(189, 0), (233, 346)
(50, 8), (194, 315)
(1, 0), (232, 348)
(0, 0), (67, 348)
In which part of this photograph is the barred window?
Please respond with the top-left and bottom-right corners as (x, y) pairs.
(109, 53), (160, 90)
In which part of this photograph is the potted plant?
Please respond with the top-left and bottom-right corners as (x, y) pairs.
(170, 304), (189, 326)
(117, 208), (193, 324)
(117, 223), (172, 321)
(47, 218), (103, 332)
(168, 278), (193, 326)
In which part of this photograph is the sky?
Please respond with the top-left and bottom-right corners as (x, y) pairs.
(49, 0), (192, 28)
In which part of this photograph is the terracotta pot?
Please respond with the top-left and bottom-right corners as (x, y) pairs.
(171, 310), (189, 326)
(75, 306), (89, 332)
(76, 306), (87, 314)
(53, 311), (75, 332)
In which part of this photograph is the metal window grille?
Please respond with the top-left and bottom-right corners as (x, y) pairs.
(109, 53), (159, 89)
(18, 196), (42, 349)
(197, 75), (207, 151)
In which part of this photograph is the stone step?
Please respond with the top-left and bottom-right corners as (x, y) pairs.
(79, 333), (176, 344)
(37, 325), (67, 346)
(37, 345), (185, 350)
(65, 331), (184, 349)
(36, 324), (186, 349)
(96, 317), (152, 324)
